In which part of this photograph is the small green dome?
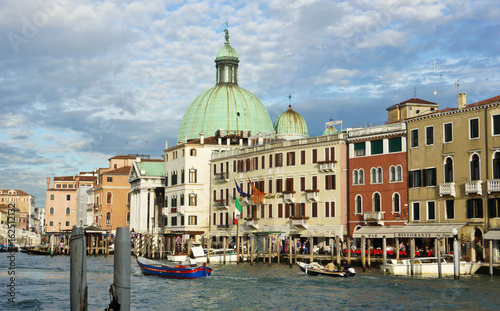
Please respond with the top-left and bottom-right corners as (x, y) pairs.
(273, 105), (308, 140)
(216, 44), (238, 61)
(322, 125), (339, 136)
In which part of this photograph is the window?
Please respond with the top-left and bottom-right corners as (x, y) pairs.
(359, 169), (364, 184)
(66, 207), (70, 215)
(444, 123), (453, 143)
(189, 169), (197, 183)
(189, 193), (197, 206)
(181, 169), (185, 183)
(354, 142), (366, 156)
(370, 168), (377, 184)
(466, 199), (483, 219)
(66, 194), (71, 201)
(422, 168), (437, 186)
(275, 153), (283, 167)
(425, 126), (434, 145)
(312, 202), (318, 218)
(126, 212), (130, 225)
(427, 201), (436, 220)
(389, 137), (402, 153)
(409, 170), (421, 188)
(300, 150), (306, 165)
(276, 179), (283, 192)
(355, 195), (362, 214)
(377, 167), (383, 183)
(171, 216), (177, 226)
(286, 152), (296, 166)
(278, 203), (283, 218)
(470, 154), (480, 181)
(410, 129), (419, 148)
(446, 200), (455, 219)
(50, 194), (54, 200)
(105, 212), (111, 225)
(493, 114), (500, 135)
(488, 198), (500, 218)
(65, 221), (70, 227)
(373, 193), (381, 212)
(312, 149), (318, 163)
(300, 177), (305, 191)
(180, 193), (185, 206)
(371, 140), (383, 155)
(106, 192), (112, 204)
(261, 155), (265, 169)
(107, 177), (113, 183)
(49, 207), (54, 215)
(494, 152), (500, 179)
(444, 157), (454, 183)
(353, 170), (359, 185)
(190, 149), (197, 156)
(188, 216), (197, 225)
(396, 165), (403, 182)
(390, 166), (396, 182)
(470, 118), (479, 139)
(49, 221), (53, 227)
(269, 154), (273, 168)
(413, 202), (420, 221)
(325, 175), (336, 190)
(285, 178), (294, 192)
(393, 193), (400, 213)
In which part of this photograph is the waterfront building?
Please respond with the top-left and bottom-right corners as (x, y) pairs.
(0, 189), (35, 230)
(0, 203), (20, 227)
(405, 93), (500, 262)
(347, 121), (408, 245)
(90, 155), (137, 233)
(128, 158), (165, 233)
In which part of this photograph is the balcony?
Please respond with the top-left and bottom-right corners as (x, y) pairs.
(291, 217), (309, 229)
(465, 180), (483, 195)
(178, 206), (185, 215)
(241, 196), (250, 205)
(305, 190), (319, 202)
(214, 172), (228, 182)
(162, 207), (168, 215)
(487, 179), (500, 194)
(364, 211), (385, 225)
(318, 160), (336, 172)
(217, 224), (229, 230)
(283, 191), (295, 203)
(439, 182), (456, 197)
(245, 218), (259, 229)
(213, 199), (226, 209)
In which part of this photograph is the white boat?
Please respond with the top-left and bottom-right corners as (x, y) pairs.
(207, 248), (238, 263)
(167, 245), (207, 263)
(380, 255), (481, 276)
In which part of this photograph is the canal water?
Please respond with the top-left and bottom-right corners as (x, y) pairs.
(1, 252), (499, 310)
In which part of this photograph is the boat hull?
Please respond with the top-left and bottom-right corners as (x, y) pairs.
(297, 262), (355, 278)
(137, 257), (212, 279)
(380, 258), (481, 276)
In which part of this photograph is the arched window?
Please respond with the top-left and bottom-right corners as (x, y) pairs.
(494, 152), (500, 179)
(373, 192), (381, 212)
(355, 195), (362, 214)
(377, 167), (383, 183)
(444, 157), (454, 182)
(66, 207), (70, 215)
(393, 193), (400, 213)
(371, 168), (377, 184)
(189, 168), (197, 183)
(390, 166), (396, 182)
(470, 154), (480, 181)
(396, 165), (403, 182)
(49, 207), (54, 215)
(106, 192), (112, 204)
(105, 212), (111, 225)
(190, 149), (197, 156)
(359, 169), (364, 184)
(189, 193), (197, 206)
(353, 170), (358, 185)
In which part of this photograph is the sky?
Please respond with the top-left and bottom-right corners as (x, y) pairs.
(1, 0), (500, 208)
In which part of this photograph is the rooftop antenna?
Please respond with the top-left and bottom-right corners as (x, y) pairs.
(288, 93), (293, 108)
(413, 87), (417, 99)
(433, 59), (437, 102)
(455, 79), (460, 94)
(125, 142), (128, 154)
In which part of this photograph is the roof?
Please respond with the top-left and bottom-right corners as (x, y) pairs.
(466, 94), (500, 108)
(352, 224), (465, 238)
(484, 228), (500, 240)
(136, 161), (165, 177)
(386, 98), (438, 110)
(0, 189), (32, 196)
(273, 105), (309, 138)
(105, 166), (131, 175)
(109, 155), (137, 160)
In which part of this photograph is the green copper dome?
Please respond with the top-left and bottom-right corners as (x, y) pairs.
(322, 125), (339, 136)
(273, 105), (309, 140)
(177, 30), (274, 142)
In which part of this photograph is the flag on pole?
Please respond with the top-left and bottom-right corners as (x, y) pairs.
(234, 196), (243, 225)
(248, 177), (264, 204)
(234, 179), (249, 197)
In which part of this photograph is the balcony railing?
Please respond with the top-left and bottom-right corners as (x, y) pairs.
(318, 160), (337, 172)
(439, 182), (456, 197)
(217, 224), (229, 229)
(364, 211), (385, 223)
(291, 217), (309, 229)
(245, 218), (259, 229)
(162, 207), (168, 215)
(214, 172), (229, 182)
(487, 179), (500, 194)
(305, 190), (319, 202)
(283, 191), (295, 203)
(465, 180), (483, 195)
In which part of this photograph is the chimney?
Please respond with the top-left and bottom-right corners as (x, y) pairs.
(200, 132), (205, 144)
(75, 176), (80, 188)
(165, 140), (168, 149)
(458, 92), (467, 109)
(46, 177), (51, 190)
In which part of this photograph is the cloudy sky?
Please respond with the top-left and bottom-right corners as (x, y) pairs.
(1, 0), (499, 208)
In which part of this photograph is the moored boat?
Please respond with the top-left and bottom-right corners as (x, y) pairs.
(380, 255), (481, 276)
(137, 256), (212, 279)
(25, 245), (51, 255)
(297, 261), (356, 277)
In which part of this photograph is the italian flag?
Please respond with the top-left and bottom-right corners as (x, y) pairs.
(235, 197), (243, 225)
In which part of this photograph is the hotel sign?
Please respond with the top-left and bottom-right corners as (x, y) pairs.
(395, 233), (453, 238)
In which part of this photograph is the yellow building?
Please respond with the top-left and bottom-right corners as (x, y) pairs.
(0, 189), (35, 230)
(405, 93), (500, 261)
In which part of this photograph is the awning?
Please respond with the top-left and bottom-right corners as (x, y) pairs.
(484, 228), (500, 240)
(352, 224), (465, 239)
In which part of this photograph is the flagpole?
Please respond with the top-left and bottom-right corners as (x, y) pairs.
(236, 220), (240, 264)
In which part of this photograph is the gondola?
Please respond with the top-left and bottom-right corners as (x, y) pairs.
(297, 261), (355, 277)
(137, 256), (212, 279)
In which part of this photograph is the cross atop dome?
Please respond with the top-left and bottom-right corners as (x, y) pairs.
(224, 21), (230, 45)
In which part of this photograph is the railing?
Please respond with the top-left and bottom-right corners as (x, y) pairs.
(439, 182), (456, 197)
(364, 211), (385, 222)
(318, 160), (336, 172)
(305, 190), (319, 201)
(214, 173), (228, 182)
(245, 218), (259, 229)
(291, 217), (308, 229)
(465, 180), (483, 195)
(217, 224), (229, 229)
(487, 179), (500, 194)
(283, 192), (294, 203)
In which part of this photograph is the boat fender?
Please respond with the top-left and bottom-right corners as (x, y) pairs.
(348, 268), (356, 274)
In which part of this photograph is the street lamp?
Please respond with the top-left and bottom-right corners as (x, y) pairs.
(452, 227), (459, 279)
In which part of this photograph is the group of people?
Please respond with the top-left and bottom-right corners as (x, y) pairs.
(325, 260), (350, 272)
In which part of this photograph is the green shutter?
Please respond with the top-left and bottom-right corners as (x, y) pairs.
(389, 137), (402, 152)
(371, 140), (383, 155)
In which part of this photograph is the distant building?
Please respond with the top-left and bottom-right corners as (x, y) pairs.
(0, 189), (35, 230)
